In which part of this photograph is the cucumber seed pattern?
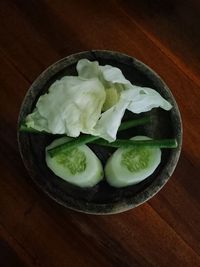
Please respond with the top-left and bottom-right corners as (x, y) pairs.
(121, 147), (150, 172)
(55, 148), (86, 175)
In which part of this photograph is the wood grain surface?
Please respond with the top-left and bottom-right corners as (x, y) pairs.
(0, 0), (199, 266)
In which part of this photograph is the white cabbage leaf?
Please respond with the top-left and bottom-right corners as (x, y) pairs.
(25, 59), (172, 141)
(26, 109), (49, 132)
(123, 84), (172, 113)
(26, 76), (106, 136)
(76, 59), (172, 141)
(99, 64), (130, 84)
(77, 59), (130, 88)
(91, 98), (130, 141)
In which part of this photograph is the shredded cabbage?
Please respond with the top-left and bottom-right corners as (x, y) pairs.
(25, 59), (172, 141)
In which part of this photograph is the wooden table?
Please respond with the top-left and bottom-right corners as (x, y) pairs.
(0, 1), (199, 266)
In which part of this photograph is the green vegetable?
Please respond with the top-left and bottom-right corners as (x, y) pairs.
(118, 116), (151, 131)
(19, 123), (44, 133)
(48, 135), (98, 157)
(105, 136), (162, 188)
(47, 116), (151, 157)
(46, 137), (103, 188)
(93, 138), (177, 149)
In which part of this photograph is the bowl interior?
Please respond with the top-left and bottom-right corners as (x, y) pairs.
(18, 51), (182, 214)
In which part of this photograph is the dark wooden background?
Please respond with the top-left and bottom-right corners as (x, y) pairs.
(0, 1), (200, 266)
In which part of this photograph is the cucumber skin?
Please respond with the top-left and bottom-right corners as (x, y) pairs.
(46, 137), (104, 188)
(105, 136), (161, 188)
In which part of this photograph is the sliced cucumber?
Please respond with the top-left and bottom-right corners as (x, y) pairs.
(105, 136), (161, 188)
(46, 137), (103, 187)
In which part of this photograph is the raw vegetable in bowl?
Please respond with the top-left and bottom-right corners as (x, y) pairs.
(25, 59), (172, 142)
(46, 137), (103, 188)
(20, 59), (177, 188)
(105, 136), (162, 188)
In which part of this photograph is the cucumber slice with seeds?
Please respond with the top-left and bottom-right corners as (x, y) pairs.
(46, 137), (103, 188)
(105, 136), (161, 188)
